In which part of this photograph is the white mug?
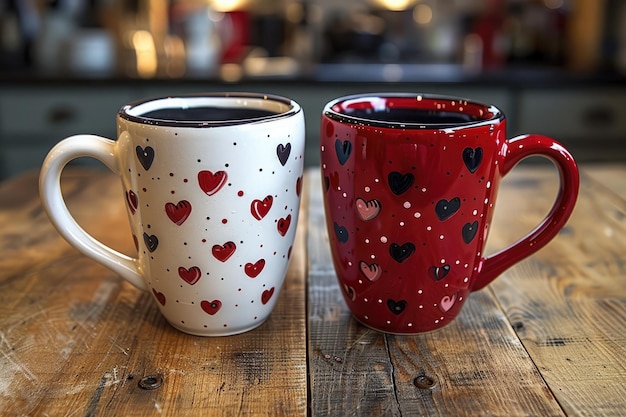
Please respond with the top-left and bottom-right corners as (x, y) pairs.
(39, 93), (305, 336)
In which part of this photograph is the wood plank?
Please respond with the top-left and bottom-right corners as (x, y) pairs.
(306, 167), (565, 417)
(487, 164), (626, 417)
(0, 168), (308, 416)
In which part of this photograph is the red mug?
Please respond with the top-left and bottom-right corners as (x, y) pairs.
(320, 93), (579, 334)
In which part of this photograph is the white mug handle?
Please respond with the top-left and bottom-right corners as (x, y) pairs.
(39, 135), (147, 291)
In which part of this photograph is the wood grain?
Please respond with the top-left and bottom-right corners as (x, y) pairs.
(0, 168), (308, 417)
(307, 167), (566, 417)
(487, 164), (626, 417)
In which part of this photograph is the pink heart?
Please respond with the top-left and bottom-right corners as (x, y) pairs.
(440, 292), (458, 312)
(359, 261), (382, 282)
(355, 198), (381, 221)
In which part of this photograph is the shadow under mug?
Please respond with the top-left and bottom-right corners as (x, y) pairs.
(320, 93), (579, 334)
(39, 93), (305, 336)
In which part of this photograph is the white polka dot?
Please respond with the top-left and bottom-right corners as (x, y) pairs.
(343, 192), (347, 198)
(421, 188), (427, 192)
(337, 186), (341, 191)
(364, 315), (369, 320)
(427, 226), (432, 231)
(414, 212), (422, 218)
(487, 181), (491, 188)
(365, 186), (371, 192)
(418, 289), (423, 294)
(435, 319), (440, 324)
(322, 163), (327, 169)
(472, 209), (478, 215)
(365, 238), (370, 244)
(378, 299), (383, 303)
(348, 261), (352, 266)
(358, 279), (362, 284)
(380, 236), (388, 243)
(484, 198), (489, 204)
(408, 323), (413, 327)
(455, 260), (460, 264)
(444, 283), (449, 288)
(439, 235), (444, 240)
(399, 221), (405, 226)
(463, 277), (469, 283)
(419, 305), (423, 309)
(370, 254), (376, 259)
(364, 298), (368, 302)
(403, 201), (411, 209)
(387, 320), (391, 324)
(374, 178), (380, 183)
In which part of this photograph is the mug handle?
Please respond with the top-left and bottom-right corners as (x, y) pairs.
(470, 134), (579, 291)
(39, 135), (147, 291)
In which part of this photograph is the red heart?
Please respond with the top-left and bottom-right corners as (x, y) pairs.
(277, 214), (292, 237)
(201, 299), (222, 315)
(244, 259), (266, 278)
(359, 261), (382, 282)
(126, 190), (138, 214)
(261, 287), (275, 305)
(212, 241), (236, 262)
(165, 200), (192, 225)
(198, 170), (227, 196)
(152, 289), (166, 306)
(178, 266), (201, 285)
(296, 176), (303, 197)
(250, 195), (273, 220)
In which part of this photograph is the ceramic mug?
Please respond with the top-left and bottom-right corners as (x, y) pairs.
(40, 93), (305, 336)
(320, 93), (579, 334)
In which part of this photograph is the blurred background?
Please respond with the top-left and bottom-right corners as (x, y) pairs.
(0, 0), (625, 177)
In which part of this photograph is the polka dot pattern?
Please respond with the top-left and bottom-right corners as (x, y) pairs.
(321, 96), (504, 334)
(118, 104), (305, 336)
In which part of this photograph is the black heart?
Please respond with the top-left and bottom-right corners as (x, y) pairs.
(387, 299), (407, 315)
(334, 139), (352, 165)
(277, 143), (291, 166)
(435, 197), (461, 221)
(143, 232), (159, 252)
(463, 147), (483, 173)
(462, 221), (479, 244)
(388, 172), (414, 195)
(136, 146), (154, 170)
(430, 264), (450, 281)
(333, 222), (349, 243)
(389, 242), (415, 263)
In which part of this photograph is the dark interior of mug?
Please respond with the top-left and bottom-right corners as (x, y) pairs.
(120, 94), (295, 126)
(328, 94), (501, 127)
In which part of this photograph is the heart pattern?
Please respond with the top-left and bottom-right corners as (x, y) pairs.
(198, 170), (227, 196)
(440, 292), (458, 312)
(359, 261), (382, 282)
(126, 190), (138, 214)
(212, 241), (237, 262)
(335, 139), (352, 165)
(143, 233), (159, 252)
(251, 196), (273, 220)
(244, 259), (266, 278)
(430, 264), (450, 281)
(178, 266), (202, 285)
(277, 215), (292, 237)
(261, 287), (275, 305)
(387, 299), (407, 315)
(201, 299), (222, 315)
(165, 200), (192, 225)
(152, 289), (166, 306)
(388, 171), (414, 195)
(355, 198), (381, 221)
(389, 242), (415, 263)
(333, 222), (349, 243)
(435, 198), (460, 221)
(277, 143), (291, 166)
(463, 147), (483, 173)
(136, 146), (154, 170)
(462, 221), (479, 244)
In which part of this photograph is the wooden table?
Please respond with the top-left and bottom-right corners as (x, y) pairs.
(1, 164), (625, 416)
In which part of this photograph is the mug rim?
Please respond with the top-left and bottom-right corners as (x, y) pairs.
(323, 92), (504, 129)
(119, 92), (301, 127)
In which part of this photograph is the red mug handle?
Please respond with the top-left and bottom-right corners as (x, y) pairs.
(471, 134), (579, 291)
